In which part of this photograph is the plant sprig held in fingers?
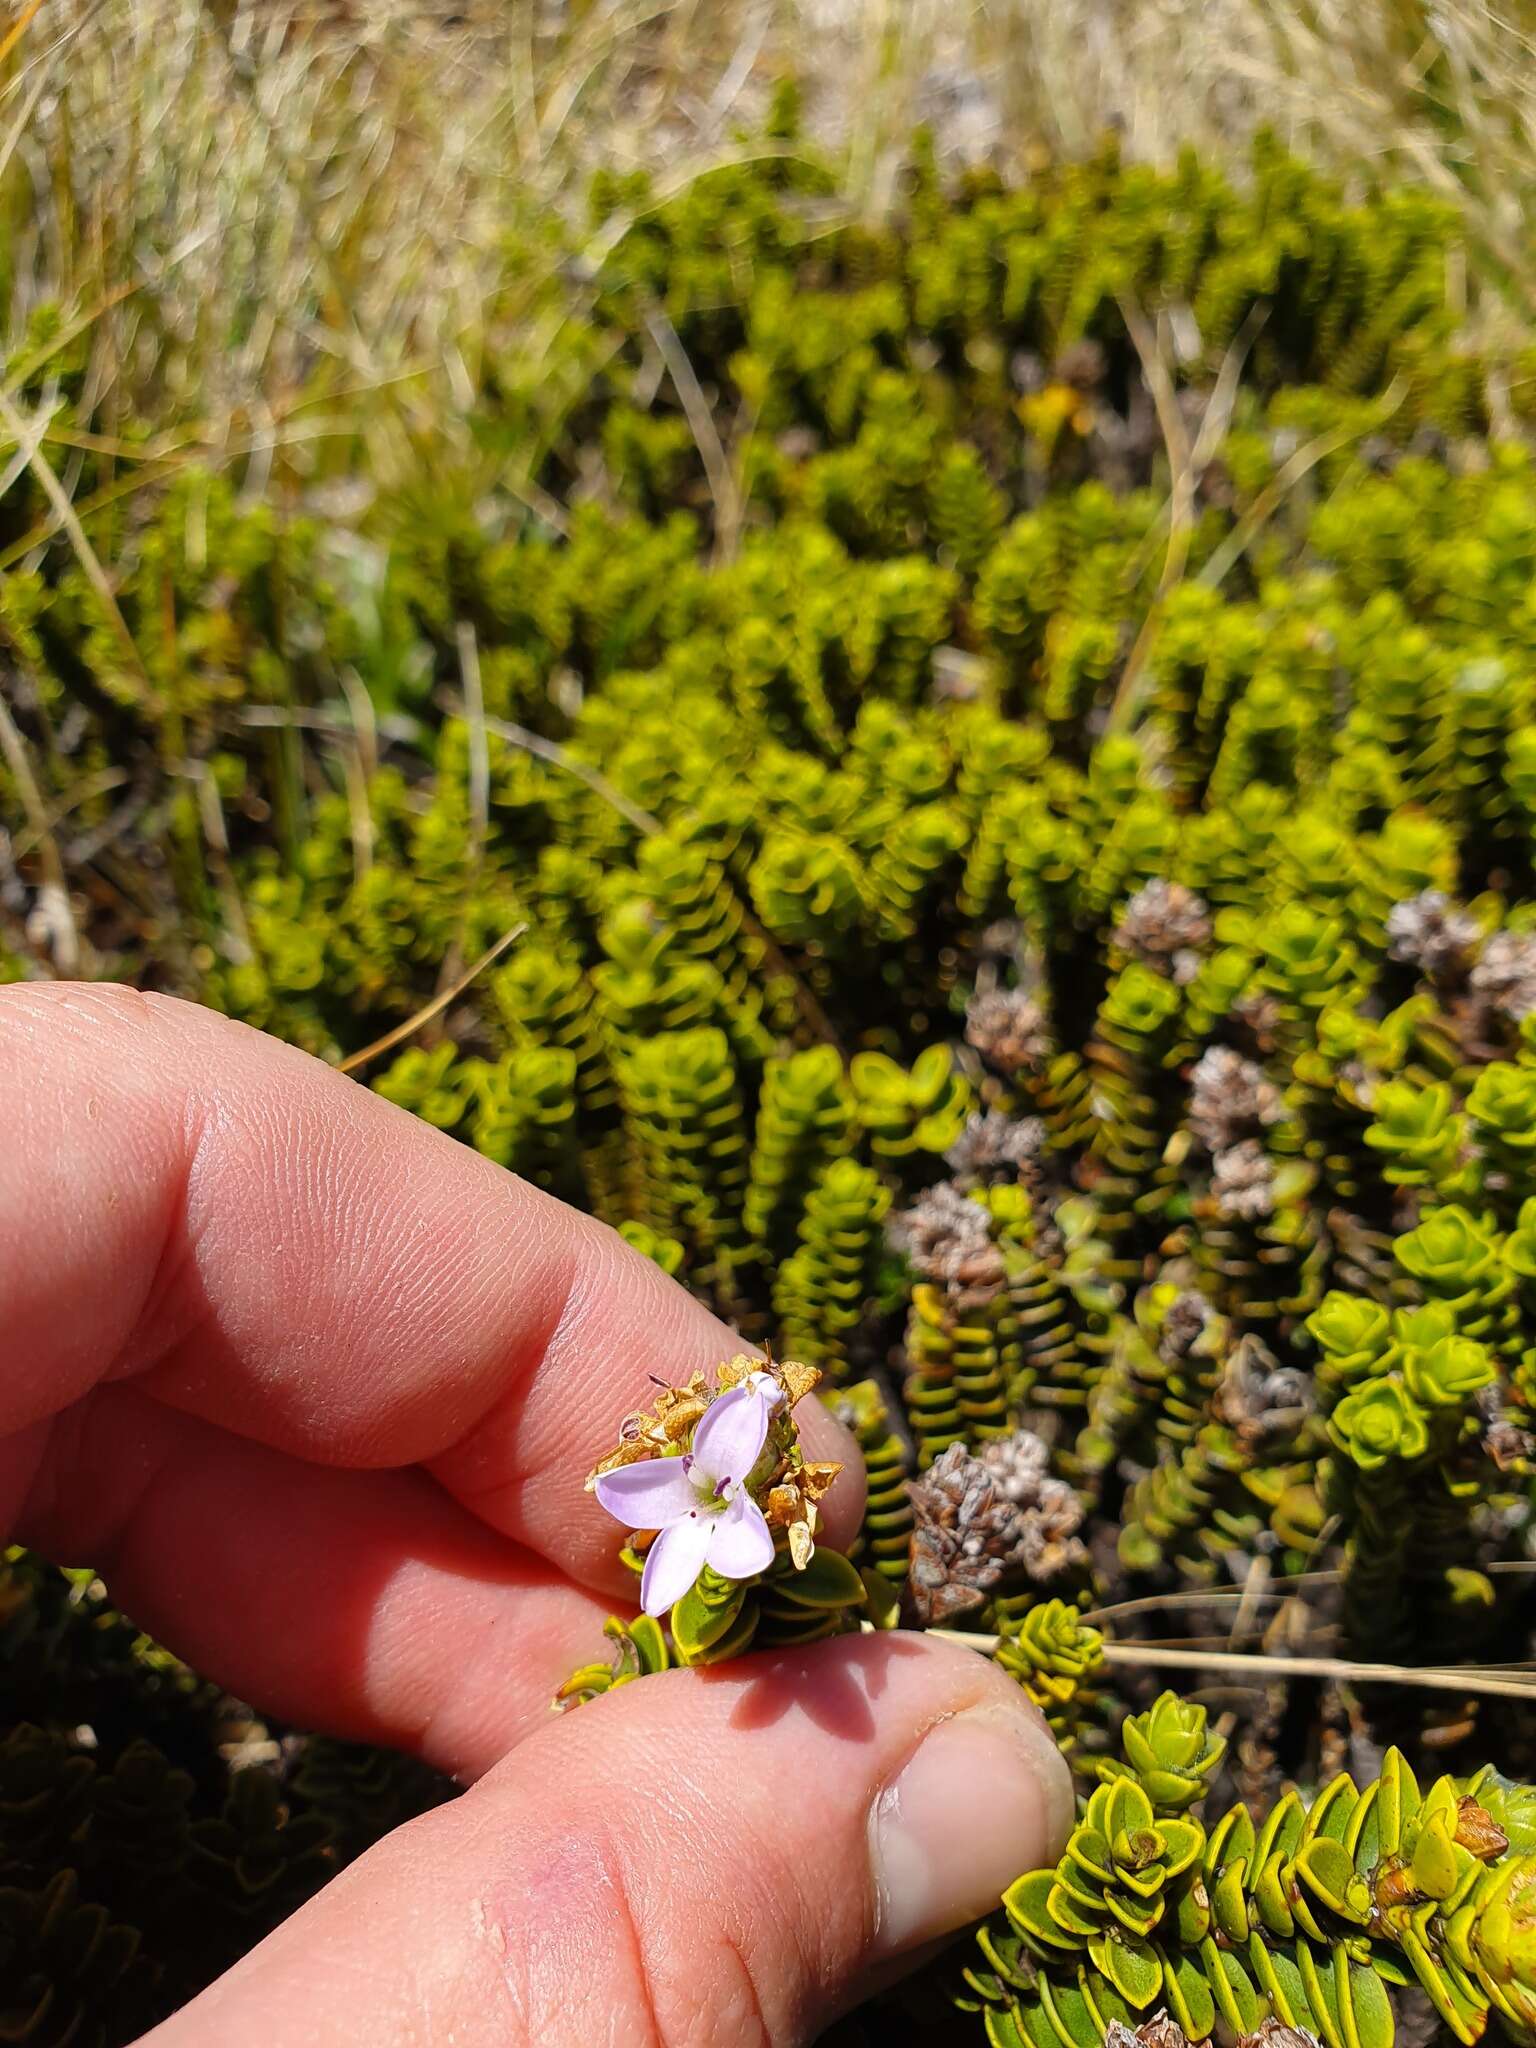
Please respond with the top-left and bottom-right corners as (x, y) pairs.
(572, 1355), (868, 1672)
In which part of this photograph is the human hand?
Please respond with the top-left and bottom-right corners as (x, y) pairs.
(0, 983), (1073, 2047)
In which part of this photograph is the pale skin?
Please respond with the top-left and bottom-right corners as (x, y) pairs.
(0, 982), (1072, 2047)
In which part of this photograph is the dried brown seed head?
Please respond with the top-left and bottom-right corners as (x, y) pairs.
(1114, 880), (1212, 981)
(1160, 1288), (1216, 1360)
(1386, 890), (1480, 982)
(965, 987), (1052, 1073)
(1211, 1137), (1276, 1220)
(1105, 2013), (1193, 2048)
(1212, 1334), (1312, 1448)
(1238, 2020), (1322, 2048)
(1455, 1796), (1510, 1861)
(890, 1182), (1008, 1299)
(1188, 1044), (1284, 1154)
(1472, 928), (1536, 1021)
(904, 1434), (1086, 1625)
(944, 1109), (1046, 1183)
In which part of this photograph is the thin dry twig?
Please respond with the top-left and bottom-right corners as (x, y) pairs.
(1104, 1644), (1536, 1703)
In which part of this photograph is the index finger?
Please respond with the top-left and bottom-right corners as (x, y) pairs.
(0, 982), (864, 1589)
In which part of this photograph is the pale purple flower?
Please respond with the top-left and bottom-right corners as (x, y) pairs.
(595, 1384), (777, 1615)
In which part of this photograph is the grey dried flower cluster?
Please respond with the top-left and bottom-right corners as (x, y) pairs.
(1054, 339), (1108, 392)
(1385, 890), (1481, 982)
(1114, 879), (1212, 983)
(1212, 1334), (1313, 1449)
(1105, 2019), (1322, 2048)
(1470, 928), (1536, 1022)
(1105, 2019), (1194, 2048)
(1210, 1136), (1276, 1221)
(889, 1183), (1007, 1299)
(1230, 988), (1282, 1053)
(904, 1433), (1087, 1624)
(1477, 1384), (1536, 1474)
(1159, 1288), (1217, 1359)
(1187, 1045), (1285, 1154)
(1243, 2025), (1323, 2048)
(944, 1108), (1046, 1183)
(964, 987), (1052, 1072)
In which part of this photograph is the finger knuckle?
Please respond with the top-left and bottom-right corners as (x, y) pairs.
(483, 1822), (782, 2048)
(611, 1853), (779, 2048)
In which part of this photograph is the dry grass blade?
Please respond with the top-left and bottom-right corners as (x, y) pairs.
(1102, 1643), (1536, 1703)
(457, 621), (492, 860)
(925, 1629), (1536, 1702)
(182, 759), (253, 964)
(0, 389), (153, 711)
(1079, 1570), (1346, 1626)
(462, 701), (844, 1048)
(0, 683), (77, 972)
(1106, 295), (1265, 733)
(0, 0), (44, 69)
(335, 922), (529, 1077)
(470, 703), (663, 837)
(7, 766), (127, 860)
(1198, 376), (1411, 590)
(644, 306), (742, 563)
(335, 665), (379, 884)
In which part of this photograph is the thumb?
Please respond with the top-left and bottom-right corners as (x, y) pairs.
(142, 1633), (1074, 2047)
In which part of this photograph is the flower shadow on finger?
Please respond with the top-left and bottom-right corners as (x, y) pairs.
(714, 1632), (927, 1742)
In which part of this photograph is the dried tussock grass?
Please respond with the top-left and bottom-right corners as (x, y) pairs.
(4, 0), (1536, 463)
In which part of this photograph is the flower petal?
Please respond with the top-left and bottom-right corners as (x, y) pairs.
(745, 1369), (785, 1411)
(594, 1456), (698, 1530)
(639, 1511), (715, 1616)
(705, 1490), (776, 1582)
(690, 1386), (770, 1489)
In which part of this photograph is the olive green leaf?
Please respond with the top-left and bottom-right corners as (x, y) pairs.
(1089, 1936), (1164, 2010)
(1107, 1694), (1228, 1815)
(1328, 1378), (1430, 1471)
(669, 1571), (751, 1663)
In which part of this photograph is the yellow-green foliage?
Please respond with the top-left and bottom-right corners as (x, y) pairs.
(14, 117), (1536, 2048)
(964, 1703), (1536, 2048)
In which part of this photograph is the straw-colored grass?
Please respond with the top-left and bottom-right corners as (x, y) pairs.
(5, 0), (1536, 474)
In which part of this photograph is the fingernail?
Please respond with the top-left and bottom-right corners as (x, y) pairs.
(869, 1703), (1075, 1957)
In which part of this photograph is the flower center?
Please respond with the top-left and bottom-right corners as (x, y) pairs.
(681, 1453), (735, 1513)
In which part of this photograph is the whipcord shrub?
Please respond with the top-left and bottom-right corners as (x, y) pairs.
(7, 111), (1536, 2046)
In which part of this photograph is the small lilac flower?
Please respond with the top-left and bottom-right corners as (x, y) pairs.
(595, 1384), (777, 1616)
